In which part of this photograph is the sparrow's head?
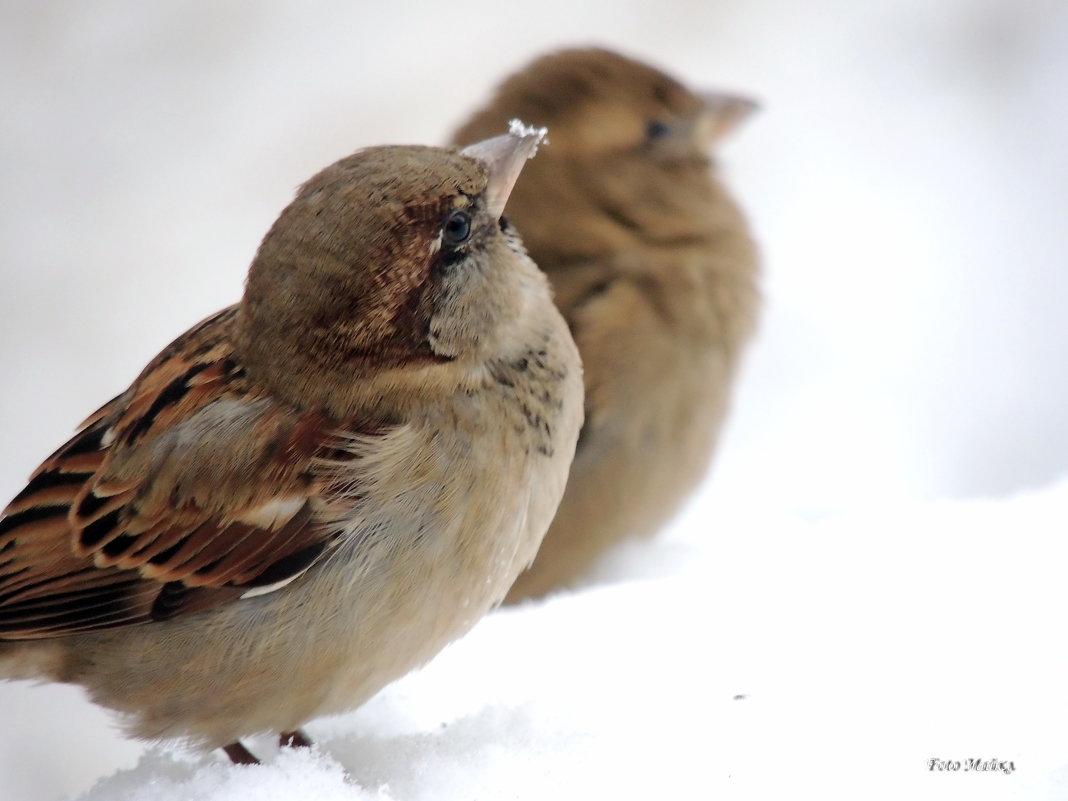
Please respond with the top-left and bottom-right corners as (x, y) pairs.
(237, 129), (549, 415)
(453, 48), (758, 260)
(456, 48), (755, 163)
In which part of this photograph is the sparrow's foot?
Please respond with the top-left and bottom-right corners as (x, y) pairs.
(280, 729), (313, 749)
(223, 741), (261, 765)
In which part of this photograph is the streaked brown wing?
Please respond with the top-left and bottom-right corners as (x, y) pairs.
(0, 307), (363, 640)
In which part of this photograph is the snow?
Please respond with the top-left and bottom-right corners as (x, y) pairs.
(2, 0), (1068, 799)
(55, 481), (1068, 800)
(507, 118), (549, 154)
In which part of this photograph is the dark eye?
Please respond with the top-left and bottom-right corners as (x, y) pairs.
(442, 210), (472, 248)
(645, 120), (671, 141)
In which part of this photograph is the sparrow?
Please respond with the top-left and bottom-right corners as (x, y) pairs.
(0, 127), (583, 764)
(453, 48), (760, 602)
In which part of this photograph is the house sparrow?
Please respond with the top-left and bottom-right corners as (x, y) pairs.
(0, 128), (583, 764)
(453, 48), (760, 602)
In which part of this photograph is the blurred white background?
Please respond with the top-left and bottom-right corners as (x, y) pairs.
(1, 1), (1066, 798)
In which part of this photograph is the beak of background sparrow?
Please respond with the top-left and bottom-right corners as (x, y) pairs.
(695, 91), (761, 147)
(461, 122), (547, 219)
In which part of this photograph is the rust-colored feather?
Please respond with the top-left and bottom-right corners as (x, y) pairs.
(0, 308), (379, 640)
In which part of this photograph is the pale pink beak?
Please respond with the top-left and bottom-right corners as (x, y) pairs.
(695, 91), (760, 147)
(461, 121), (547, 219)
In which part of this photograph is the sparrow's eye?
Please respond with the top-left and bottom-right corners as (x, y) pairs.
(645, 120), (671, 141)
(442, 210), (472, 248)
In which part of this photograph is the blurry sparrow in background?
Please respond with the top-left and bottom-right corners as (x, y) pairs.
(454, 48), (760, 602)
(0, 129), (583, 763)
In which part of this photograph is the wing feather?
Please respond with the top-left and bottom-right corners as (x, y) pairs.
(0, 307), (380, 639)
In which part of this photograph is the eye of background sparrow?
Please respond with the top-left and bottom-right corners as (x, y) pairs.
(442, 209), (473, 249)
(644, 119), (671, 141)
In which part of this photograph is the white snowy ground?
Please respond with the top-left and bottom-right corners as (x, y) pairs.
(2, 1), (1068, 799)
(54, 481), (1068, 801)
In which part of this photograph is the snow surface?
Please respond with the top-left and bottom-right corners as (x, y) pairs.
(58, 482), (1068, 800)
(2, 0), (1067, 799)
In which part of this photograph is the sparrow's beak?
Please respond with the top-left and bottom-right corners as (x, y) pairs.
(695, 91), (760, 148)
(461, 121), (547, 219)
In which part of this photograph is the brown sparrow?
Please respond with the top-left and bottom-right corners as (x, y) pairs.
(0, 127), (583, 764)
(453, 48), (760, 602)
